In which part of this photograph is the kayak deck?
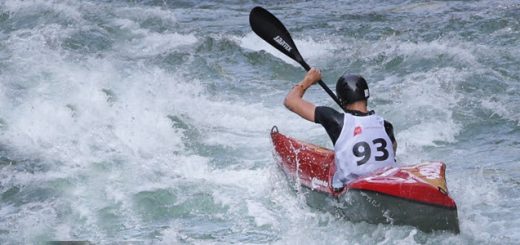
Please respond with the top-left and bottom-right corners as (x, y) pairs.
(270, 126), (460, 233)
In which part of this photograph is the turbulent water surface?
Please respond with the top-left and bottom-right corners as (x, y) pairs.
(1, 0), (519, 244)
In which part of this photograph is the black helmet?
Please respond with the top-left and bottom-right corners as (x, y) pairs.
(336, 74), (369, 106)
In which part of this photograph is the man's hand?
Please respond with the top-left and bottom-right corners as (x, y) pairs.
(300, 68), (321, 89)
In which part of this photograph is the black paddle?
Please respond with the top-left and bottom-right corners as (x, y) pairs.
(249, 6), (344, 111)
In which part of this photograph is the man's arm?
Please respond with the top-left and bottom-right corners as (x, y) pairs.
(283, 68), (321, 122)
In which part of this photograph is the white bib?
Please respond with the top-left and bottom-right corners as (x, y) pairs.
(332, 113), (396, 188)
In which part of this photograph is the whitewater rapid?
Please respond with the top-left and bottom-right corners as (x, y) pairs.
(1, 0), (519, 244)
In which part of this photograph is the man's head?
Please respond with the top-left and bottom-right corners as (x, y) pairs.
(336, 74), (370, 107)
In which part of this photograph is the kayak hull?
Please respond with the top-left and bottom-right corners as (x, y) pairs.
(303, 187), (459, 232)
(270, 126), (460, 233)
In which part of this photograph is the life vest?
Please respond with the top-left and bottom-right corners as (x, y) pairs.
(332, 113), (396, 188)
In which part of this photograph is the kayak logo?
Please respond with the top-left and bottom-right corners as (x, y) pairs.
(354, 126), (362, 136)
(311, 177), (328, 189)
(273, 36), (292, 52)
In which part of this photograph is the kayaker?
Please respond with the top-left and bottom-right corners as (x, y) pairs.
(284, 68), (397, 191)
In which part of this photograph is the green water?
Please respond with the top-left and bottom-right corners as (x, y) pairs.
(0, 0), (519, 244)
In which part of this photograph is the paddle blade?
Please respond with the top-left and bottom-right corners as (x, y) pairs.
(249, 6), (308, 69)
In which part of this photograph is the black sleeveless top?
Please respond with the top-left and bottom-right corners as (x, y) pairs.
(314, 106), (396, 146)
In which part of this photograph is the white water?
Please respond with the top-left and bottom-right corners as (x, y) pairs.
(1, 0), (519, 244)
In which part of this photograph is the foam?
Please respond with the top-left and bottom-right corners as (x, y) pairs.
(371, 67), (464, 162)
(481, 98), (520, 126)
(116, 32), (198, 57)
(3, 0), (82, 22)
(350, 37), (483, 71)
(388, 1), (448, 14)
(246, 200), (277, 227)
(0, 3), (325, 243)
(447, 168), (514, 243)
(158, 225), (185, 244)
(395, 40), (479, 65)
(113, 5), (177, 24)
(0, 21), (212, 240)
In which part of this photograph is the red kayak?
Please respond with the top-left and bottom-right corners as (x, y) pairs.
(270, 126), (460, 233)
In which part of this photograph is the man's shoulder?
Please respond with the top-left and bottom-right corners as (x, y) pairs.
(315, 106), (343, 123)
(316, 106), (341, 115)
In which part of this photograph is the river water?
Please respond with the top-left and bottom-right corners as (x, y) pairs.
(1, 0), (519, 244)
